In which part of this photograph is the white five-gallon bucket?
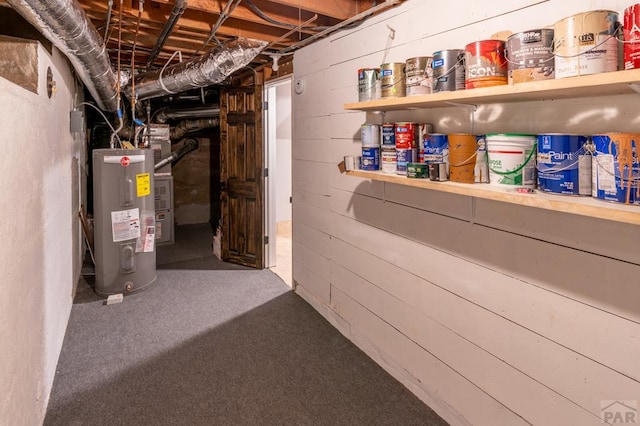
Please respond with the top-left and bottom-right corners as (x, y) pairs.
(487, 134), (537, 187)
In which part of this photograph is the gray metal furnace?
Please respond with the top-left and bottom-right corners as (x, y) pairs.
(92, 149), (156, 296)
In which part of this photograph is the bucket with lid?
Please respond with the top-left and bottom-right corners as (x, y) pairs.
(592, 133), (640, 204)
(486, 134), (537, 187)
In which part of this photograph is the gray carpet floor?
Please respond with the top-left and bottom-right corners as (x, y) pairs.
(45, 224), (447, 425)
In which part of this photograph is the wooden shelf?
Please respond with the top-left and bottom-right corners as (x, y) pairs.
(344, 69), (640, 111)
(346, 170), (640, 226)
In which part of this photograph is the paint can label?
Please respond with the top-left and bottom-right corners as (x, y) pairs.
(381, 148), (397, 174)
(507, 29), (555, 83)
(361, 147), (380, 171)
(465, 40), (508, 89)
(592, 133), (640, 204)
(624, 5), (640, 69)
(395, 122), (419, 149)
(537, 134), (591, 195)
(406, 162), (428, 178)
(382, 123), (396, 147)
(396, 148), (417, 175)
(554, 10), (620, 78)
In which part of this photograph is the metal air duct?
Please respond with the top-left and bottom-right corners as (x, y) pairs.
(155, 105), (220, 123)
(170, 118), (219, 140)
(128, 37), (267, 101)
(8, 0), (119, 111)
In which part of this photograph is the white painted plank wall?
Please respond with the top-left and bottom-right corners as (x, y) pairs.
(292, 1), (640, 424)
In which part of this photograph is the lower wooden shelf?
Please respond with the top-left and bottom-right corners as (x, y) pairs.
(346, 170), (640, 226)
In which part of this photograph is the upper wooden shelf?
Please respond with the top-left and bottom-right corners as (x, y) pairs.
(346, 170), (640, 226)
(344, 69), (640, 111)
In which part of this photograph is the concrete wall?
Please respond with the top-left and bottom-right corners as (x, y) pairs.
(0, 43), (84, 424)
(173, 135), (212, 225)
(292, 1), (640, 424)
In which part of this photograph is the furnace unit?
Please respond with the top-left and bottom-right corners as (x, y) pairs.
(93, 149), (156, 296)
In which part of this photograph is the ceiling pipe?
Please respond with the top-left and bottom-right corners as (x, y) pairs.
(155, 105), (220, 123)
(8, 0), (119, 111)
(127, 37), (267, 101)
(170, 118), (219, 140)
(146, 0), (188, 68)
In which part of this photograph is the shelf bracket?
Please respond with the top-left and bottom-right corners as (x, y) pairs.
(628, 83), (640, 95)
(444, 101), (478, 134)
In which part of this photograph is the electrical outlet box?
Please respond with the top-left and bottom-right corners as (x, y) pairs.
(70, 109), (84, 133)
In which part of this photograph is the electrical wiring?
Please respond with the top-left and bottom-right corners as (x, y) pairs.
(79, 102), (123, 147)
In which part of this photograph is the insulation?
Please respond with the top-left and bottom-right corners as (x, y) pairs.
(8, 0), (119, 111)
(129, 37), (267, 100)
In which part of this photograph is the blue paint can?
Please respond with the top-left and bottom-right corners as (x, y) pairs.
(361, 147), (380, 171)
(592, 133), (640, 204)
(382, 123), (396, 147)
(537, 134), (591, 195)
(423, 133), (449, 164)
(396, 148), (417, 175)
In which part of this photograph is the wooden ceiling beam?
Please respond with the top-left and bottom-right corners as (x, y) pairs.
(263, 0), (374, 20)
(151, 0), (336, 30)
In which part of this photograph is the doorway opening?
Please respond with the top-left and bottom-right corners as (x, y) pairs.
(265, 77), (293, 286)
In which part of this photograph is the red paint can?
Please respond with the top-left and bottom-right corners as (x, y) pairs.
(464, 39), (507, 89)
(395, 122), (419, 149)
(625, 4), (640, 70)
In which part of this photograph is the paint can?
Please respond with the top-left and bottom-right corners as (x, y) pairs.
(405, 56), (434, 96)
(465, 39), (508, 89)
(429, 162), (448, 181)
(448, 134), (478, 183)
(423, 133), (449, 164)
(506, 29), (555, 84)
(381, 123), (396, 147)
(417, 123), (434, 162)
(344, 155), (358, 171)
(537, 134), (591, 195)
(361, 124), (381, 147)
(624, 4), (640, 69)
(592, 133), (640, 204)
(486, 134), (537, 188)
(554, 10), (620, 78)
(395, 122), (419, 149)
(407, 162), (428, 178)
(432, 49), (465, 92)
(381, 147), (397, 174)
(361, 147), (380, 171)
(358, 68), (380, 102)
(396, 148), (417, 175)
(380, 62), (406, 98)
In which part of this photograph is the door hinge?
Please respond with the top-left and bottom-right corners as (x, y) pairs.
(263, 101), (268, 110)
(289, 196), (292, 203)
(264, 235), (269, 245)
(264, 167), (268, 177)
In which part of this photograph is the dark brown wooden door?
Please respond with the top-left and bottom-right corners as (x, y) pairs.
(219, 85), (264, 268)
